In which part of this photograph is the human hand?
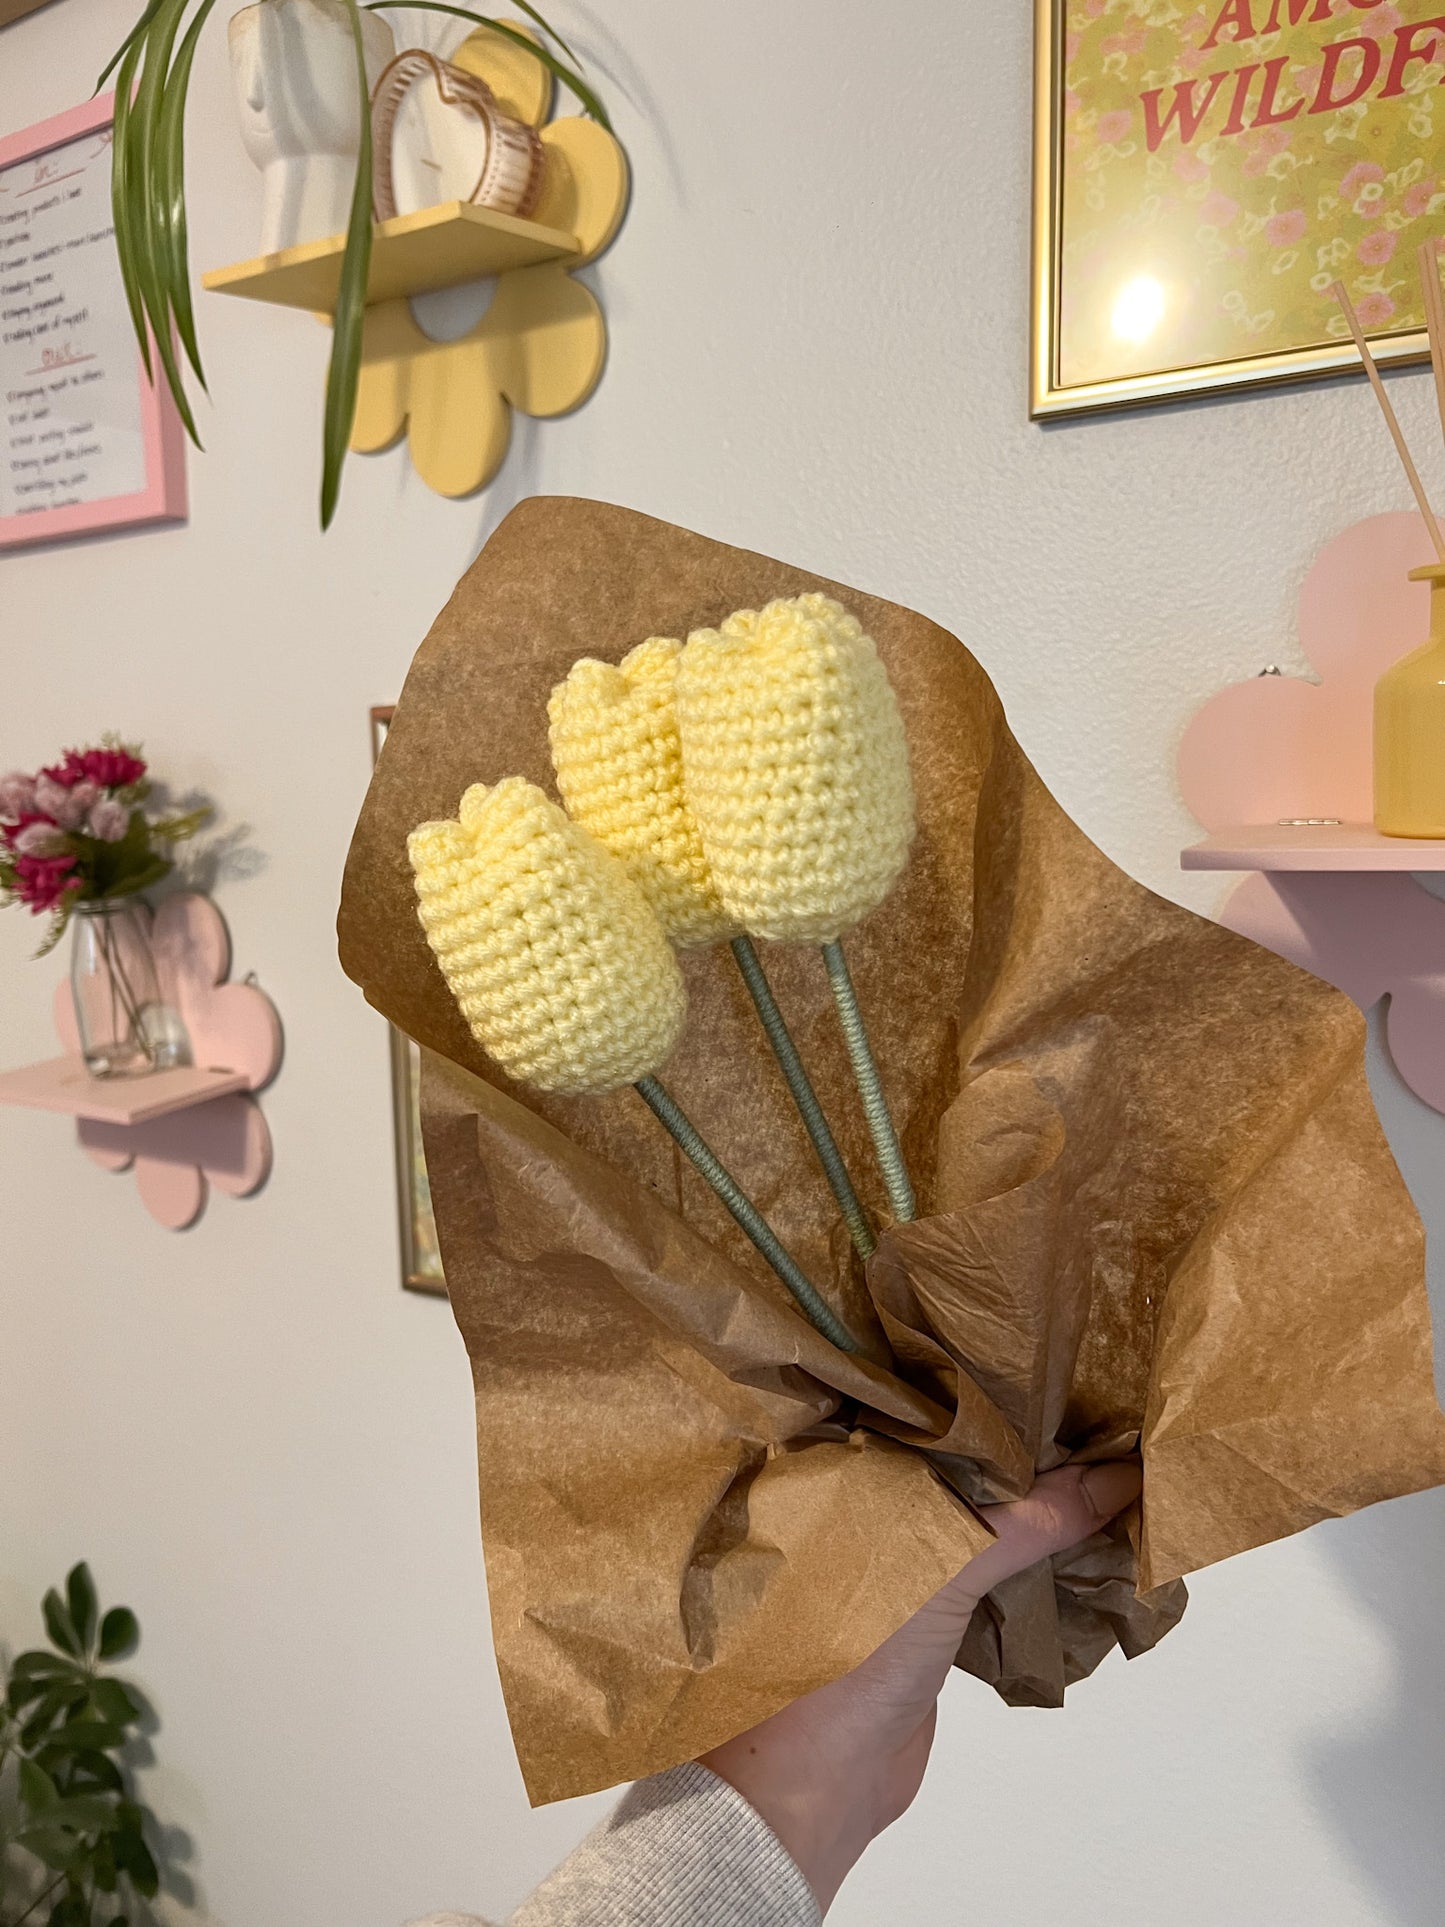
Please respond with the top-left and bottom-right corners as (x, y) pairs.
(700, 1460), (1142, 1914)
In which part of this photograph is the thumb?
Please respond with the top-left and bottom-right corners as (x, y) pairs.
(846, 1461), (1142, 1724)
(948, 1460), (1142, 1610)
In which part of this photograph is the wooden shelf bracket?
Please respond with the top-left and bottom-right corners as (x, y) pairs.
(0, 893), (282, 1230)
(1178, 511), (1445, 1115)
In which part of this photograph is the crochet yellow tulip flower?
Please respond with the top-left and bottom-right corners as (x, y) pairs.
(408, 775), (858, 1350)
(407, 777), (685, 1095)
(550, 632), (876, 1259)
(547, 636), (737, 947)
(678, 595), (918, 1223)
(676, 593), (915, 945)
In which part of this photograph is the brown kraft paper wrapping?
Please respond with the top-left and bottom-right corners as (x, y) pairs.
(338, 497), (1445, 1804)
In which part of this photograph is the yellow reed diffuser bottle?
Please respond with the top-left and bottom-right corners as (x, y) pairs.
(1375, 563), (1445, 837)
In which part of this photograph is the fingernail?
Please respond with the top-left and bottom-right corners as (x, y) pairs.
(1082, 1461), (1143, 1522)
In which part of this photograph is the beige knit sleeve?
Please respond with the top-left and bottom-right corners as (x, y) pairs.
(407, 1762), (822, 1927)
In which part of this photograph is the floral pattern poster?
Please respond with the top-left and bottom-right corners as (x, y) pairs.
(1038, 0), (1445, 407)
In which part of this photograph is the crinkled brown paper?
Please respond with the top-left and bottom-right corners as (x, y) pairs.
(339, 497), (1445, 1805)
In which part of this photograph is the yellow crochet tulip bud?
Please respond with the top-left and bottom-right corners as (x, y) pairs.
(547, 637), (739, 947)
(676, 595), (914, 943)
(407, 777), (686, 1096)
(553, 636), (883, 1258)
(678, 594), (918, 1222)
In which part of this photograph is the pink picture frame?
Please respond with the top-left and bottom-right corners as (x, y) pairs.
(0, 93), (187, 550)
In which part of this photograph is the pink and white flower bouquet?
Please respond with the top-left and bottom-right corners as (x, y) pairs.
(0, 740), (207, 952)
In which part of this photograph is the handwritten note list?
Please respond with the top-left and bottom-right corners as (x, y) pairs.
(0, 126), (147, 519)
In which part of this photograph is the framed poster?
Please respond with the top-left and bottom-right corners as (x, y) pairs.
(371, 707), (445, 1296)
(1033, 0), (1445, 416)
(0, 94), (186, 548)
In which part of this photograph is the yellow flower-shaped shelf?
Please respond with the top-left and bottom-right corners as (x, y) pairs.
(203, 26), (628, 499)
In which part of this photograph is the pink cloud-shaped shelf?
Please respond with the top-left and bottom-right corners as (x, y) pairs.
(48, 892), (281, 1228)
(1178, 512), (1445, 1115)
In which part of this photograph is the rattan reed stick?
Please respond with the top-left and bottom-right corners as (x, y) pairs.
(1333, 278), (1445, 562)
(1417, 243), (1445, 467)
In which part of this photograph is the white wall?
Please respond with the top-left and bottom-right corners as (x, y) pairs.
(3, 3), (1443, 1923)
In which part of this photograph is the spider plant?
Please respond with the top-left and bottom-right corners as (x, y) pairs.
(98, 0), (608, 528)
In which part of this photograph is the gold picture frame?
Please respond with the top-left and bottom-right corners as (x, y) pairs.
(0, 0), (65, 28)
(371, 707), (445, 1296)
(1032, 0), (1442, 418)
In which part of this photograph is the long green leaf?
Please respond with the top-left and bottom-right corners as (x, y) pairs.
(129, 0), (201, 443)
(109, 34), (152, 381)
(95, 0), (166, 92)
(369, 3), (610, 129)
(124, 3), (179, 349)
(507, 0), (580, 67)
(158, 0), (217, 385)
(319, 0), (375, 529)
(133, 6), (199, 434)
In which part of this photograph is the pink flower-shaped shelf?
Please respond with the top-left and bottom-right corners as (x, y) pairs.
(1178, 511), (1445, 1114)
(47, 892), (280, 1227)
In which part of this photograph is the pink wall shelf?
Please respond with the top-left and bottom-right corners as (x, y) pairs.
(1178, 511), (1445, 1116)
(0, 1056), (249, 1123)
(0, 892), (281, 1228)
(1183, 823), (1445, 871)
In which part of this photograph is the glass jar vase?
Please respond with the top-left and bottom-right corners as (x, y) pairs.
(70, 901), (190, 1078)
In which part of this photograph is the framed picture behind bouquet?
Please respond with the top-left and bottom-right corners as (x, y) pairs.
(371, 708), (445, 1296)
(1033, 0), (1445, 416)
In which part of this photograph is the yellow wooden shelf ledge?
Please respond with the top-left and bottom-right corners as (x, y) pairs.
(201, 200), (581, 315)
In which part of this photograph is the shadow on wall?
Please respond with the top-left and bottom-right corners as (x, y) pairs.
(1306, 1004), (1445, 1927)
(135, 780), (269, 901)
(464, 408), (544, 564)
(367, 360), (546, 565)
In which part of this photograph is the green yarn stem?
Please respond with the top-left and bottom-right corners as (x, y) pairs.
(633, 1074), (860, 1353)
(821, 939), (917, 1225)
(730, 936), (876, 1261)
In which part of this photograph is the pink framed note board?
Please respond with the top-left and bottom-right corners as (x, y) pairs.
(0, 93), (187, 550)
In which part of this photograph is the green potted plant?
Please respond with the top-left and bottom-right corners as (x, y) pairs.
(100, 0), (607, 527)
(1, 1566), (160, 1927)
